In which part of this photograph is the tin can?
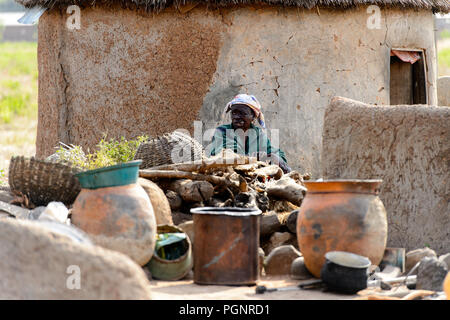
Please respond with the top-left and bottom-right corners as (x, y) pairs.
(190, 207), (261, 285)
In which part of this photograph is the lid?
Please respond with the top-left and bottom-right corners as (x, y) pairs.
(325, 251), (371, 269)
(190, 206), (262, 217)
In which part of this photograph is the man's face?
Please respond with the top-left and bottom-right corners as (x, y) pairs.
(230, 104), (255, 131)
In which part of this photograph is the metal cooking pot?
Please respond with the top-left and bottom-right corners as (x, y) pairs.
(320, 251), (371, 294)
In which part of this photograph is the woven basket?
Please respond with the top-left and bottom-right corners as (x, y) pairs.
(134, 131), (204, 169)
(8, 156), (82, 206)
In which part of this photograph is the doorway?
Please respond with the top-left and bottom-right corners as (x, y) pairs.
(389, 49), (427, 105)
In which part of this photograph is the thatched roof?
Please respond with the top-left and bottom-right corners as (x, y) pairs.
(15, 0), (450, 13)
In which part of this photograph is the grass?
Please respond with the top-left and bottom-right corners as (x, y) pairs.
(438, 47), (450, 77)
(0, 42), (38, 123)
(0, 42), (38, 185)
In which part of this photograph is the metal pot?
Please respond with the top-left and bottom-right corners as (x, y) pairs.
(320, 251), (371, 294)
(190, 207), (261, 285)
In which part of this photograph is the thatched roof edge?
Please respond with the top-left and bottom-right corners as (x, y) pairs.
(14, 0), (450, 13)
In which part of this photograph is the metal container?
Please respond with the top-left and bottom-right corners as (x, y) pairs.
(190, 207), (261, 285)
(320, 251), (371, 294)
(297, 179), (387, 278)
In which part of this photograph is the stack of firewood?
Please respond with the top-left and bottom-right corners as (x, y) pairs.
(139, 150), (310, 229)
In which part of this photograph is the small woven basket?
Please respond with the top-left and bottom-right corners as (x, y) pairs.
(134, 131), (205, 169)
(8, 156), (82, 206)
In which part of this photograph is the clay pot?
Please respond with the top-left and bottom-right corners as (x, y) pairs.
(297, 180), (387, 278)
(72, 183), (157, 266)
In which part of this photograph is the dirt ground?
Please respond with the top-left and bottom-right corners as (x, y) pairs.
(148, 275), (357, 300)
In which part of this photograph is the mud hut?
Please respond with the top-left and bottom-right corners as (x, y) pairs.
(17, 0), (449, 176)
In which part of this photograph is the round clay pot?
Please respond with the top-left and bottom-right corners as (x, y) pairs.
(71, 183), (157, 266)
(297, 180), (387, 278)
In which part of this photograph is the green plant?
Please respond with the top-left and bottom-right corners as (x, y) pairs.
(440, 29), (450, 40)
(55, 134), (149, 170)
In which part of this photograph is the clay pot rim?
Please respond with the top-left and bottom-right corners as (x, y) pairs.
(304, 179), (382, 194)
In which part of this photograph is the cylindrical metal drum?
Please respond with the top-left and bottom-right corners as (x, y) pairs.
(190, 207), (261, 285)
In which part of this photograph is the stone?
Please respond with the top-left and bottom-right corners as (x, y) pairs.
(178, 220), (194, 246)
(0, 218), (152, 299)
(286, 210), (298, 234)
(0, 188), (15, 203)
(322, 97), (450, 254)
(138, 178), (173, 225)
(406, 248), (437, 274)
(272, 200), (298, 213)
(265, 232), (297, 255)
(264, 245), (302, 276)
(172, 211), (193, 225)
(266, 177), (306, 206)
(438, 253), (450, 269)
(258, 248), (265, 276)
(234, 191), (257, 208)
(291, 257), (313, 280)
(165, 190), (182, 211)
(260, 211), (282, 237)
(170, 179), (214, 203)
(416, 257), (448, 292)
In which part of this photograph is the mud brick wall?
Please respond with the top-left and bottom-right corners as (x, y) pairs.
(322, 96), (449, 254)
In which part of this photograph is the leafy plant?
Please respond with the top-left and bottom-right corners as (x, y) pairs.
(54, 134), (149, 170)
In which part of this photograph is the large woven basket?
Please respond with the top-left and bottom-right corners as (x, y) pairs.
(134, 131), (204, 169)
(8, 156), (82, 206)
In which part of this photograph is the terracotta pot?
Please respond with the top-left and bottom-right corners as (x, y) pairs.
(297, 180), (387, 278)
(71, 183), (157, 266)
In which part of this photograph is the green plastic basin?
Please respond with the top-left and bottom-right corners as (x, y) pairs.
(75, 160), (142, 189)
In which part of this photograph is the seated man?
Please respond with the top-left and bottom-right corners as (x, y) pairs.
(207, 94), (291, 173)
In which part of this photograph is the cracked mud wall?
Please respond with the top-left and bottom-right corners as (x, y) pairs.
(322, 97), (449, 254)
(37, 5), (224, 157)
(37, 6), (437, 177)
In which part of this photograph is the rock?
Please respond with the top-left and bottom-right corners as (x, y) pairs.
(172, 211), (193, 225)
(438, 253), (450, 269)
(138, 178), (173, 225)
(255, 192), (269, 212)
(165, 190), (182, 211)
(265, 232), (298, 255)
(272, 200), (298, 213)
(406, 247), (437, 274)
(291, 257), (313, 280)
(0, 188), (15, 203)
(258, 248), (265, 276)
(170, 179), (214, 203)
(0, 218), (152, 299)
(260, 211), (282, 237)
(178, 220), (194, 246)
(234, 191), (257, 208)
(253, 165), (283, 180)
(416, 257), (448, 292)
(286, 210), (298, 234)
(264, 245), (302, 275)
(266, 176), (306, 206)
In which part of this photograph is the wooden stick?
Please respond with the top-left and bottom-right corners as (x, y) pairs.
(144, 154), (257, 173)
(139, 169), (239, 189)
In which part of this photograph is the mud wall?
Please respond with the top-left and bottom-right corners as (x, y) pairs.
(37, 6), (437, 176)
(322, 97), (449, 254)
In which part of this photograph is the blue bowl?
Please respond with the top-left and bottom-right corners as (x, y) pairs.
(75, 160), (142, 189)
